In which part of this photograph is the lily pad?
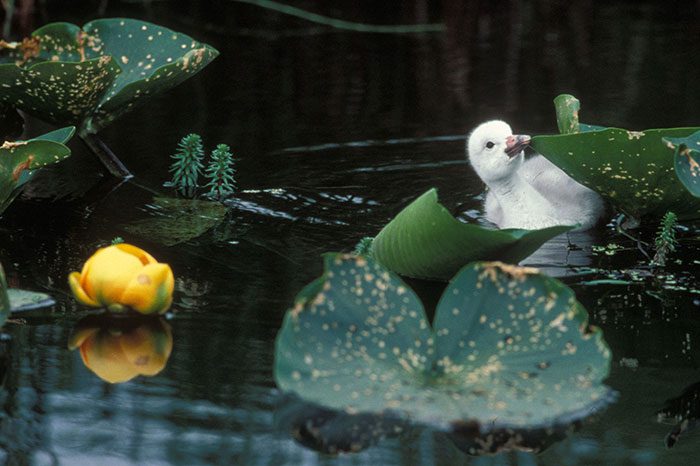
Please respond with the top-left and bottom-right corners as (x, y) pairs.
(0, 18), (219, 133)
(275, 254), (614, 453)
(530, 94), (700, 220)
(370, 188), (573, 281)
(7, 289), (55, 312)
(123, 197), (227, 246)
(0, 126), (74, 214)
(663, 130), (700, 197)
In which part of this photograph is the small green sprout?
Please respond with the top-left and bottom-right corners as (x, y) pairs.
(167, 134), (205, 198)
(652, 211), (678, 267)
(354, 237), (374, 258)
(204, 144), (236, 200)
(111, 237), (125, 245)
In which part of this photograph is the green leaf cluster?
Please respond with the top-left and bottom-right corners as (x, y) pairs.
(0, 19), (219, 133)
(204, 144), (236, 200)
(168, 134), (205, 198)
(165, 135), (237, 201)
(652, 211), (678, 267)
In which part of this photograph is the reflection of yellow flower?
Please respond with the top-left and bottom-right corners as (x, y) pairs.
(69, 243), (174, 314)
(68, 314), (173, 384)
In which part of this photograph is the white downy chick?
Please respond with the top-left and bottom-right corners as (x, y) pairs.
(467, 120), (604, 230)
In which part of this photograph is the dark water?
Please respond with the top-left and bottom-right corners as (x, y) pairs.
(1, 1), (700, 464)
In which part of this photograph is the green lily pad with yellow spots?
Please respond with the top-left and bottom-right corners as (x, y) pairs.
(275, 254), (614, 453)
(663, 130), (700, 198)
(530, 94), (700, 221)
(0, 18), (218, 133)
(0, 126), (74, 214)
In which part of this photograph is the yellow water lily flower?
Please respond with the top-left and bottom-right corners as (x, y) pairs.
(69, 243), (174, 315)
(68, 314), (173, 384)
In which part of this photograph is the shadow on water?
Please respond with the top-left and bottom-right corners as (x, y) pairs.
(0, 0), (699, 464)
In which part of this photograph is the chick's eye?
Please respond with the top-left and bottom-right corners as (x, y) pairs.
(485, 141), (495, 149)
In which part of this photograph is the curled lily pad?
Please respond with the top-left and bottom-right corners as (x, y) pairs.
(0, 126), (74, 214)
(370, 188), (573, 281)
(0, 18), (218, 133)
(275, 254), (614, 453)
(530, 94), (700, 221)
(663, 130), (700, 197)
(123, 197), (227, 246)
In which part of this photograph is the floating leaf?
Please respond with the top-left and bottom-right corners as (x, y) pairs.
(0, 19), (219, 133)
(7, 288), (55, 312)
(123, 197), (227, 246)
(370, 189), (573, 281)
(663, 130), (700, 197)
(275, 255), (614, 453)
(0, 127), (74, 214)
(530, 94), (700, 221)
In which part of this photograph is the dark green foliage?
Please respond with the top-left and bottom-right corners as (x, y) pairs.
(652, 212), (678, 267)
(275, 254), (614, 453)
(0, 19), (219, 133)
(205, 144), (236, 200)
(530, 94), (700, 221)
(353, 236), (374, 258)
(663, 130), (700, 198)
(168, 134), (205, 198)
(370, 189), (573, 280)
(0, 126), (74, 214)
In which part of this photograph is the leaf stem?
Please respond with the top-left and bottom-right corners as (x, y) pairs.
(614, 213), (650, 259)
(78, 130), (132, 179)
(231, 0), (445, 34)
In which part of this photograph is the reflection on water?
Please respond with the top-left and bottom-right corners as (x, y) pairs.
(68, 314), (173, 384)
(0, 0), (699, 464)
(658, 381), (700, 448)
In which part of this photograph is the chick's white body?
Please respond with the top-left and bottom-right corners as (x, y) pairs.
(468, 120), (604, 230)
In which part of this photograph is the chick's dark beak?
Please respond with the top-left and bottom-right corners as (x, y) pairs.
(504, 134), (531, 158)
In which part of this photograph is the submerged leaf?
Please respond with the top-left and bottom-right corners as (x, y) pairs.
(371, 189), (573, 281)
(123, 197), (227, 246)
(531, 94), (700, 220)
(663, 130), (700, 198)
(275, 255), (614, 453)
